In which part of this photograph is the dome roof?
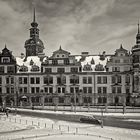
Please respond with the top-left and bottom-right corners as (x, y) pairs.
(25, 38), (44, 48)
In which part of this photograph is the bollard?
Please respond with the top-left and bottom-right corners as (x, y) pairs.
(59, 125), (61, 130)
(32, 121), (33, 125)
(45, 123), (46, 128)
(68, 126), (69, 132)
(10, 118), (11, 122)
(38, 122), (40, 126)
(26, 120), (27, 125)
(52, 124), (54, 129)
(15, 118), (16, 123)
(76, 128), (78, 133)
(20, 119), (21, 124)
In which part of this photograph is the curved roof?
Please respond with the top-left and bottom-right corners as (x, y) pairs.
(25, 38), (44, 48)
(53, 46), (70, 55)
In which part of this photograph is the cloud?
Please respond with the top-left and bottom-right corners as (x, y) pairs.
(0, 0), (139, 56)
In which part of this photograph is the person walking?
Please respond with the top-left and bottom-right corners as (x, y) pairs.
(5, 109), (9, 118)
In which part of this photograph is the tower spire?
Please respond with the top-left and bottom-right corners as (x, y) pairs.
(31, 7), (38, 27)
(138, 20), (139, 34)
(136, 20), (140, 44)
(33, 7), (36, 23)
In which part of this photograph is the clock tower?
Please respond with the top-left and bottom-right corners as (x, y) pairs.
(24, 8), (45, 58)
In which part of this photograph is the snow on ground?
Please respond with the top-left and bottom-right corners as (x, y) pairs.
(0, 113), (140, 140)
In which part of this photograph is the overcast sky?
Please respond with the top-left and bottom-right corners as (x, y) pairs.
(0, 0), (140, 56)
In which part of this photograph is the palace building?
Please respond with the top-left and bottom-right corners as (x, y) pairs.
(0, 9), (140, 107)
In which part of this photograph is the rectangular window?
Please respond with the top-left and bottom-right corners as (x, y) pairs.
(30, 78), (34, 84)
(6, 87), (10, 93)
(103, 77), (107, 84)
(36, 87), (40, 93)
(49, 87), (53, 93)
(75, 87), (79, 93)
(44, 77), (53, 84)
(71, 67), (78, 73)
(126, 75), (130, 83)
(19, 77), (22, 84)
(126, 88), (130, 93)
(7, 66), (15, 73)
(83, 87), (87, 93)
(11, 77), (14, 84)
(0, 87), (2, 93)
(70, 87), (74, 93)
(52, 60), (58, 65)
(112, 67), (120, 72)
(57, 77), (61, 84)
(11, 87), (14, 93)
(49, 77), (53, 84)
(31, 87), (35, 93)
(112, 76), (115, 83)
(88, 87), (92, 93)
(44, 87), (48, 93)
(0, 77), (2, 84)
(117, 76), (121, 83)
(45, 68), (52, 73)
(19, 87), (23, 93)
(70, 76), (79, 84)
(58, 87), (61, 93)
(115, 59), (120, 63)
(24, 77), (27, 84)
(103, 87), (107, 93)
(97, 87), (102, 93)
(117, 87), (121, 93)
(112, 87), (116, 93)
(62, 87), (65, 93)
(57, 68), (65, 73)
(83, 77), (87, 84)
(97, 77), (101, 84)
(0, 66), (4, 73)
(64, 59), (69, 65)
(57, 76), (66, 84)
(88, 77), (92, 84)
(6, 77), (9, 84)
(36, 77), (40, 84)
(24, 87), (27, 93)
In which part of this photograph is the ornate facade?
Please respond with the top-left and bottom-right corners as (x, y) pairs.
(0, 10), (140, 107)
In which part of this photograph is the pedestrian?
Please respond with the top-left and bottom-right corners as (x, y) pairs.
(15, 108), (17, 115)
(6, 109), (9, 118)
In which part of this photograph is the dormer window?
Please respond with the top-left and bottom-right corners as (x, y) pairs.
(31, 65), (40, 72)
(19, 65), (28, 72)
(95, 63), (104, 71)
(57, 55), (59, 57)
(83, 63), (92, 71)
(2, 57), (10, 63)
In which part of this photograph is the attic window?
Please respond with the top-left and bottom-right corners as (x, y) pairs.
(83, 63), (92, 71)
(2, 57), (10, 63)
(62, 55), (64, 57)
(95, 63), (104, 71)
(31, 65), (40, 72)
(19, 65), (28, 72)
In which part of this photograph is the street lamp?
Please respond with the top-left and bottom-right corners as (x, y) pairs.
(72, 74), (77, 113)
